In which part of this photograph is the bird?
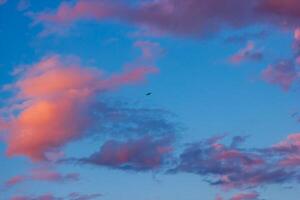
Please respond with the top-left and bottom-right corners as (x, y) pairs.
(145, 92), (152, 96)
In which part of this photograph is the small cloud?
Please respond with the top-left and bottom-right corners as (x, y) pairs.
(229, 42), (263, 64)
(4, 168), (79, 188)
(230, 192), (259, 200)
(262, 60), (298, 91)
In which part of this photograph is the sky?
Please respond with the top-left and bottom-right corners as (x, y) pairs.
(1, 0), (300, 200)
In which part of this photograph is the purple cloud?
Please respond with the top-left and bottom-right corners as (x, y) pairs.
(262, 60), (298, 91)
(171, 134), (300, 190)
(32, 0), (300, 37)
(4, 168), (79, 188)
(78, 135), (174, 171)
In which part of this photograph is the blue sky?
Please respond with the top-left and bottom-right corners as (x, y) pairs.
(1, 1), (300, 200)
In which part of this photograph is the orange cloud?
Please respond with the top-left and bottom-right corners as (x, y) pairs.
(2, 55), (157, 161)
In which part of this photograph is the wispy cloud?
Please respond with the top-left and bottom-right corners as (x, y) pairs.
(229, 41), (263, 64)
(4, 168), (79, 188)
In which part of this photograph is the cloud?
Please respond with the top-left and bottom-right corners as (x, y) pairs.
(294, 28), (300, 41)
(1, 55), (157, 161)
(33, 0), (120, 36)
(230, 192), (259, 200)
(10, 194), (61, 200)
(134, 41), (164, 64)
(262, 60), (298, 91)
(33, 0), (260, 37)
(229, 41), (263, 64)
(29, 168), (79, 182)
(171, 134), (300, 190)
(4, 175), (26, 187)
(60, 97), (180, 172)
(32, 0), (300, 37)
(215, 195), (224, 200)
(260, 26), (300, 91)
(258, 0), (300, 23)
(76, 135), (173, 171)
(89, 101), (179, 139)
(4, 168), (79, 188)
(267, 133), (300, 167)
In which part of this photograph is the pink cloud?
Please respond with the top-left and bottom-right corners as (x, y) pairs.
(2, 55), (157, 161)
(79, 135), (173, 171)
(173, 134), (300, 190)
(215, 195), (224, 200)
(4, 168), (79, 188)
(262, 60), (298, 91)
(30, 168), (79, 182)
(4, 175), (26, 187)
(33, 0), (260, 37)
(280, 155), (300, 167)
(274, 133), (300, 149)
(229, 42), (263, 64)
(230, 192), (259, 200)
(134, 41), (164, 62)
(34, 0), (120, 36)
(35, 1), (116, 24)
(33, 0), (300, 37)
(272, 133), (300, 167)
(10, 194), (57, 200)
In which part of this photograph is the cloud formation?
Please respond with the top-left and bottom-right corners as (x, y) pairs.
(0, 55), (157, 161)
(261, 28), (300, 91)
(268, 133), (300, 167)
(171, 134), (300, 190)
(34, 0), (259, 36)
(76, 135), (173, 171)
(33, 0), (300, 37)
(262, 60), (298, 91)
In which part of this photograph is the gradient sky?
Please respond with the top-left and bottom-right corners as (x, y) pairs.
(1, 0), (300, 200)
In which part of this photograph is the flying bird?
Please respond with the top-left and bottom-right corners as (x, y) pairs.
(145, 92), (152, 96)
